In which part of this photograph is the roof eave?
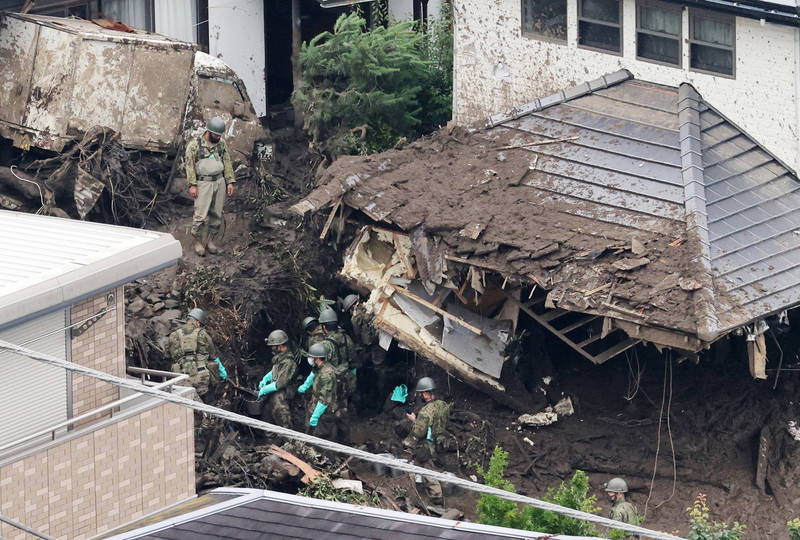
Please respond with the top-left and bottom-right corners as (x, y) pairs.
(0, 234), (182, 330)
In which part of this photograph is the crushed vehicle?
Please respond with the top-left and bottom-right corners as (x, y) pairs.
(0, 12), (264, 163)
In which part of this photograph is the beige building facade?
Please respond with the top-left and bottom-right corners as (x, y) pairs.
(0, 210), (189, 539)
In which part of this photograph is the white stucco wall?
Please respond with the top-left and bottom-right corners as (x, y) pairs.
(453, 0), (800, 170)
(390, 0), (443, 21)
(208, 0), (267, 117)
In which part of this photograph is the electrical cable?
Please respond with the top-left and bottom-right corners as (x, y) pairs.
(0, 512), (54, 540)
(644, 353), (668, 519)
(653, 352), (677, 510)
(0, 338), (686, 540)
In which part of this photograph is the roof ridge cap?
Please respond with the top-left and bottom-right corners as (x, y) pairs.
(678, 83), (719, 342)
(486, 69), (633, 128)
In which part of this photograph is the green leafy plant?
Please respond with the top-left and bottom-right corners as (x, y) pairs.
(687, 493), (746, 540)
(789, 517), (800, 540)
(299, 475), (380, 506)
(293, 8), (453, 157)
(180, 264), (227, 306)
(476, 446), (600, 536)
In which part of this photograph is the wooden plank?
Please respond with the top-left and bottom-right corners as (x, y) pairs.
(539, 309), (569, 323)
(560, 315), (599, 334)
(269, 445), (322, 484)
(591, 338), (641, 364)
(388, 284), (483, 336)
(577, 333), (604, 348)
(505, 293), (598, 364)
(319, 199), (342, 240)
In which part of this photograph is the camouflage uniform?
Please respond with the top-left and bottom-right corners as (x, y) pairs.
(324, 328), (359, 399)
(167, 322), (219, 401)
(610, 500), (640, 540)
(264, 350), (299, 428)
(402, 399), (451, 502)
(350, 304), (388, 406)
(309, 362), (347, 441)
(306, 326), (326, 351)
(184, 136), (235, 238)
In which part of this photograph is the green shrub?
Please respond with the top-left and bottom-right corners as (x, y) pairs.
(476, 446), (600, 536)
(787, 517), (800, 540)
(293, 8), (453, 157)
(687, 493), (746, 540)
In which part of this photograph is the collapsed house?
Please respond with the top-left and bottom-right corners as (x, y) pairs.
(292, 70), (800, 404)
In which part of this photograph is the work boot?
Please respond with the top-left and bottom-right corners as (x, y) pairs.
(206, 235), (221, 255)
(193, 238), (206, 257)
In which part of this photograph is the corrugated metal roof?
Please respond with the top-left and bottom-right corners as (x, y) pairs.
(109, 488), (603, 539)
(0, 210), (181, 328)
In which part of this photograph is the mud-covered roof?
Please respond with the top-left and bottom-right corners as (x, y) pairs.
(295, 70), (800, 346)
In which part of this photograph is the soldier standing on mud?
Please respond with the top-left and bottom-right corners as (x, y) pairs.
(166, 308), (228, 402)
(605, 478), (641, 539)
(257, 330), (299, 428)
(184, 116), (236, 257)
(343, 294), (387, 409)
(402, 377), (451, 503)
(300, 342), (348, 442)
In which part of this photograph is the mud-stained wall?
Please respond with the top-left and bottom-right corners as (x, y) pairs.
(453, 0), (800, 169)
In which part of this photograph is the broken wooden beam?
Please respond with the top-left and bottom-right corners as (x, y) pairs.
(269, 445), (322, 484)
(319, 199), (342, 240)
(388, 284), (483, 336)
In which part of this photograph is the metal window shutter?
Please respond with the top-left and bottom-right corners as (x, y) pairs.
(0, 309), (68, 447)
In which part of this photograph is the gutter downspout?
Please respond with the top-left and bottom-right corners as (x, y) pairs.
(795, 24), (800, 173)
(678, 84), (719, 343)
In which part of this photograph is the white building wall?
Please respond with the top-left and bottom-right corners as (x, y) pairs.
(389, 0), (443, 21)
(208, 0), (267, 117)
(453, 0), (800, 170)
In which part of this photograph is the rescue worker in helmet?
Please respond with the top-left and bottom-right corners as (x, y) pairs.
(402, 376), (451, 503)
(300, 342), (348, 441)
(302, 315), (325, 351)
(343, 293), (388, 410)
(605, 477), (641, 539)
(257, 329), (299, 428)
(167, 308), (227, 402)
(184, 116), (236, 257)
(318, 307), (360, 405)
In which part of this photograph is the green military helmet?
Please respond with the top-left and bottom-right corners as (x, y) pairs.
(302, 316), (319, 330)
(188, 308), (206, 323)
(605, 477), (628, 493)
(414, 376), (436, 393)
(307, 342), (329, 359)
(206, 116), (226, 136)
(342, 294), (359, 312)
(319, 307), (338, 324)
(266, 329), (289, 346)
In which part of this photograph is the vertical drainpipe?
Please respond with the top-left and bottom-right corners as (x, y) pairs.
(795, 24), (800, 172)
(678, 83), (719, 343)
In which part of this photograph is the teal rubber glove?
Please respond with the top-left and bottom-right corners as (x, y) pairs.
(426, 426), (433, 443)
(258, 381), (278, 398)
(390, 384), (408, 403)
(298, 372), (315, 394)
(309, 401), (328, 427)
(214, 358), (228, 381)
(258, 371), (274, 390)
(351, 368), (357, 375)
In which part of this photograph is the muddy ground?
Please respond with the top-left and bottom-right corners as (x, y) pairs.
(6, 124), (800, 538)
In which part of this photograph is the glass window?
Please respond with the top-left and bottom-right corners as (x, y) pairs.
(636, 0), (681, 65)
(521, 0), (567, 42)
(578, 0), (622, 53)
(690, 9), (735, 76)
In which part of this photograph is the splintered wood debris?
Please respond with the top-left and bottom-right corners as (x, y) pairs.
(296, 125), (725, 356)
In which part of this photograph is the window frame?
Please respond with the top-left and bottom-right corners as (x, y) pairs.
(635, 0), (683, 67)
(577, 0), (624, 56)
(688, 7), (736, 78)
(520, 0), (568, 44)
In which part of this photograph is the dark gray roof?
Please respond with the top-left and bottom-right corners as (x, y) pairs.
(487, 71), (800, 339)
(110, 488), (599, 540)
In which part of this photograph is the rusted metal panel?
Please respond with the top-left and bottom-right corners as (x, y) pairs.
(70, 39), (133, 137)
(123, 45), (194, 149)
(0, 15), (38, 129)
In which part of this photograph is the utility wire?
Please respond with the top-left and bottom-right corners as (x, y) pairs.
(0, 512), (54, 540)
(0, 339), (685, 540)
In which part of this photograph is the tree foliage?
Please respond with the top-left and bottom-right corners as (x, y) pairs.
(292, 6), (453, 157)
(788, 517), (800, 540)
(476, 446), (601, 536)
